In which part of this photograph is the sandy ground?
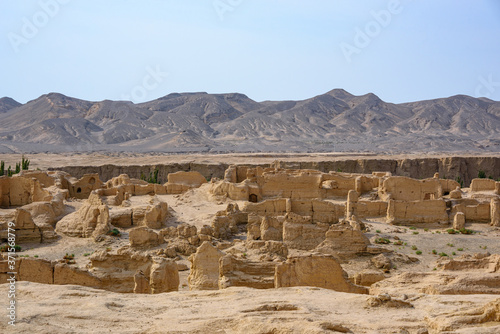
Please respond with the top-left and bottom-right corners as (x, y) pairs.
(1, 152), (499, 169)
(0, 282), (499, 334)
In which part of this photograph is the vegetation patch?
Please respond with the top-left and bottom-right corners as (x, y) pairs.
(374, 237), (391, 244)
(63, 253), (76, 264)
(107, 228), (121, 237)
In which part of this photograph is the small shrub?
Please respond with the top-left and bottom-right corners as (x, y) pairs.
(21, 155), (30, 170)
(84, 253), (91, 257)
(63, 253), (75, 264)
(447, 229), (456, 234)
(455, 176), (464, 187)
(141, 169), (160, 184)
(34, 255), (38, 258)
(432, 249), (437, 255)
(433, 267), (437, 271)
(478, 170), (486, 179)
(403, 242), (408, 246)
(375, 237), (391, 244)
(438, 252), (448, 257)
(459, 228), (473, 235)
(457, 248), (464, 251)
(436, 231), (441, 234)
(452, 252), (456, 256)
(376, 230), (381, 233)
(106, 247), (112, 252)
(447, 243), (454, 247)
(424, 228), (429, 232)
(0, 244), (21, 252)
(409, 226), (417, 230)
(416, 250), (422, 255)
(413, 231), (419, 235)
(108, 228), (121, 237)
(393, 240), (403, 246)
(411, 245), (418, 250)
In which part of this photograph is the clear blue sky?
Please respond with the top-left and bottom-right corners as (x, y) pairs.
(1, 0), (499, 104)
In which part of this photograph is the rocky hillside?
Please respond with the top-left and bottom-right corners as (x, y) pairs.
(0, 97), (21, 113)
(0, 90), (499, 153)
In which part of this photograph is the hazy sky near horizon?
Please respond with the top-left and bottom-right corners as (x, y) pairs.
(1, 0), (499, 104)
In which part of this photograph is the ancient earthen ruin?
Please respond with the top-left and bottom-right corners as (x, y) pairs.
(1, 161), (500, 333)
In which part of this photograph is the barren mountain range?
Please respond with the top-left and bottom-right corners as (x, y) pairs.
(0, 90), (499, 153)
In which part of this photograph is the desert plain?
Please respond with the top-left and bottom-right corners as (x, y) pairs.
(0, 152), (500, 334)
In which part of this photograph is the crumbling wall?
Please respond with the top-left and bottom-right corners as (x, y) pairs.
(282, 213), (329, 250)
(18, 170), (57, 188)
(355, 200), (388, 218)
(470, 178), (497, 192)
(218, 254), (276, 289)
(56, 191), (112, 239)
(214, 167), (381, 201)
(211, 203), (247, 239)
(244, 199), (287, 215)
(259, 170), (322, 199)
(320, 173), (357, 197)
(165, 171), (207, 194)
(275, 254), (368, 294)
(451, 199), (491, 223)
(0, 250), (179, 293)
(66, 173), (103, 199)
(439, 178), (461, 194)
(247, 215), (284, 241)
(492, 198), (500, 227)
(291, 199), (344, 223)
(387, 199), (448, 224)
(355, 175), (380, 193)
(379, 176), (444, 201)
(245, 199), (344, 224)
(0, 175), (51, 207)
(315, 222), (370, 256)
(188, 241), (224, 290)
(210, 180), (253, 201)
